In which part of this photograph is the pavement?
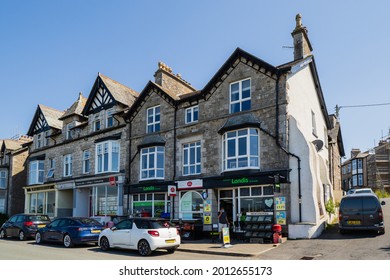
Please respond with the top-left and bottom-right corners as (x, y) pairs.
(176, 238), (285, 257)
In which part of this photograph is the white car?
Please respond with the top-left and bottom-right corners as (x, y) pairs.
(347, 188), (375, 195)
(98, 218), (180, 256)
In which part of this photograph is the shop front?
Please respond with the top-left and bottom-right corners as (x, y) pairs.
(126, 182), (172, 218)
(24, 183), (57, 218)
(74, 175), (124, 220)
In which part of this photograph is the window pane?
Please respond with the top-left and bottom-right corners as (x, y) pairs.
(240, 188), (250, 196)
(231, 103), (240, 113)
(250, 135), (258, 155)
(157, 153), (164, 168)
(238, 137), (247, 155)
(227, 139), (236, 157)
(193, 107), (199, 121)
(251, 187), (262, 196)
(242, 100), (251, 111)
(238, 157), (248, 168)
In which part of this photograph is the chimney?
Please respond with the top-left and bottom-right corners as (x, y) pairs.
(291, 14), (313, 60)
(154, 62), (196, 97)
(350, 149), (361, 158)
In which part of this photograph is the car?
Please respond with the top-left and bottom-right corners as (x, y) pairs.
(35, 217), (104, 248)
(339, 193), (385, 235)
(346, 188), (375, 195)
(0, 214), (51, 241)
(98, 217), (180, 256)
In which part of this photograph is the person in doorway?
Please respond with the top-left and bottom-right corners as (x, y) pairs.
(218, 206), (229, 241)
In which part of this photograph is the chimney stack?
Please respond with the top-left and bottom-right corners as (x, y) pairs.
(291, 14), (313, 60)
(350, 149), (361, 159)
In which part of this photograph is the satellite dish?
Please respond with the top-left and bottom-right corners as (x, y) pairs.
(312, 139), (324, 152)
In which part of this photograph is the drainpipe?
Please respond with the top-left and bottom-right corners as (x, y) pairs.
(126, 120), (132, 215)
(172, 105), (178, 219)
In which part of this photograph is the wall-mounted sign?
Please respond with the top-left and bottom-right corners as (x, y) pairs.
(203, 214), (211, 225)
(177, 179), (203, 190)
(276, 211), (286, 225)
(75, 176), (118, 187)
(275, 197), (286, 211)
(168, 185), (177, 196)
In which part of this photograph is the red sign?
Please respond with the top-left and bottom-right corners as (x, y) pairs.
(187, 181), (192, 187)
(109, 176), (116, 186)
(168, 185), (177, 196)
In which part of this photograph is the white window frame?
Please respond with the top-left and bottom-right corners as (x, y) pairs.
(95, 141), (120, 174)
(82, 150), (90, 174)
(66, 123), (74, 140)
(63, 154), (72, 177)
(29, 160), (44, 185)
(140, 146), (165, 180)
(45, 131), (50, 146)
(36, 134), (42, 149)
(223, 128), (260, 171)
(146, 106), (160, 133)
(0, 170), (7, 189)
(229, 78), (251, 114)
(46, 158), (55, 178)
(93, 115), (101, 132)
(185, 105), (199, 124)
(183, 141), (201, 176)
(106, 109), (115, 128)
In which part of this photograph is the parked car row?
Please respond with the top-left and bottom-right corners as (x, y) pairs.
(0, 215), (181, 256)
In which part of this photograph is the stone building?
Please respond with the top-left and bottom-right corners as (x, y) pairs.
(0, 136), (32, 215)
(23, 73), (138, 219)
(123, 14), (343, 239)
(342, 137), (390, 194)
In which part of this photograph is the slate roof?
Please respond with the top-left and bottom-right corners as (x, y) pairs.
(99, 73), (139, 107)
(39, 104), (64, 130)
(60, 92), (87, 120)
(218, 113), (261, 134)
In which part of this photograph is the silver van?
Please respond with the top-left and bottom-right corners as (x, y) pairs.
(339, 193), (385, 235)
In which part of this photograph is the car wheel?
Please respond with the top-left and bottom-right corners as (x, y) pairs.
(19, 230), (26, 241)
(100, 237), (110, 251)
(0, 229), (6, 239)
(138, 239), (152, 256)
(35, 232), (42, 244)
(63, 234), (74, 248)
(166, 248), (176, 254)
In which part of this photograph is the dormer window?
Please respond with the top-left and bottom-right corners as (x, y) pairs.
(230, 78), (251, 114)
(66, 123), (74, 140)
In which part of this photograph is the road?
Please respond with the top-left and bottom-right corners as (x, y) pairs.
(1, 198), (389, 260)
(257, 198), (390, 260)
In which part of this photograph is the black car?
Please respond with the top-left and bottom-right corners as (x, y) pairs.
(339, 193), (386, 235)
(0, 214), (51, 240)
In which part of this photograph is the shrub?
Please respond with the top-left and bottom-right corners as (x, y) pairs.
(375, 190), (390, 198)
(325, 199), (336, 215)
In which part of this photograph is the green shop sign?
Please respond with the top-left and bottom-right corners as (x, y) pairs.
(224, 177), (260, 186)
(129, 184), (168, 194)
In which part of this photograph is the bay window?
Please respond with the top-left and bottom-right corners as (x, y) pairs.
(95, 141), (120, 174)
(223, 128), (259, 171)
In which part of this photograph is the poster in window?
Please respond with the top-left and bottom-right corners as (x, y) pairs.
(276, 211), (286, 225)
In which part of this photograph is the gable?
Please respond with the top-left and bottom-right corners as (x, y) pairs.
(83, 76), (116, 115)
(27, 108), (50, 136)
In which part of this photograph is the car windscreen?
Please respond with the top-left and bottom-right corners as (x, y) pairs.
(134, 219), (171, 229)
(28, 215), (50, 221)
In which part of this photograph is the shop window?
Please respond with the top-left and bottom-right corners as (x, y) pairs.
(263, 185), (274, 195)
(91, 185), (118, 216)
(240, 188), (250, 196)
(180, 191), (203, 219)
(0, 198), (4, 213)
(220, 189), (233, 198)
(132, 193), (167, 218)
(251, 187), (262, 196)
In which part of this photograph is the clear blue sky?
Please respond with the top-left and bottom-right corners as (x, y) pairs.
(1, 0), (389, 158)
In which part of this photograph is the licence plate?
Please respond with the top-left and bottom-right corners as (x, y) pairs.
(38, 224), (46, 228)
(347, 220), (361, 225)
(165, 239), (175, 244)
(91, 230), (101, 234)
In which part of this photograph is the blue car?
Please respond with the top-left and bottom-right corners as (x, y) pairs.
(35, 217), (104, 248)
